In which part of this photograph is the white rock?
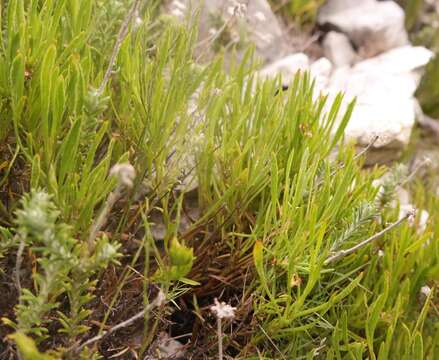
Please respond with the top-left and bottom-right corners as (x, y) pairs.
(327, 46), (433, 161)
(258, 46), (433, 164)
(258, 53), (310, 83)
(322, 31), (357, 68)
(258, 54), (332, 94)
(310, 57), (333, 80)
(318, 0), (375, 17)
(353, 46), (434, 75)
(309, 57), (333, 94)
(318, 0), (408, 57)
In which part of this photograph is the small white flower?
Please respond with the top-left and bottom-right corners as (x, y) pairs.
(170, 8), (184, 18)
(378, 250), (384, 257)
(227, 0), (247, 18)
(235, 3), (247, 17)
(423, 157), (432, 167)
(210, 298), (236, 319)
(399, 205), (416, 222)
(256, 32), (274, 44)
(371, 179), (382, 188)
(134, 16), (143, 28)
(172, 0), (186, 11)
(212, 88), (222, 96)
(400, 206), (428, 233)
(420, 285), (431, 297)
(254, 11), (266, 22)
(208, 28), (218, 36)
(110, 163), (136, 188)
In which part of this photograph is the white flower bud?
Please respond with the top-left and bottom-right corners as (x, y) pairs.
(210, 298), (236, 320)
(110, 163), (136, 188)
(172, 0), (186, 11)
(420, 285), (431, 297)
(227, 0), (247, 18)
(254, 11), (266, 22)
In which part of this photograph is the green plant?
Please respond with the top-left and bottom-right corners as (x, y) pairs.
(270, 0), (325, 28)
(416, 55), (439, 118)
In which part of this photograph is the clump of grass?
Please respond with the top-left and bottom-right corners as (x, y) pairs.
(0, 1), (437, 359)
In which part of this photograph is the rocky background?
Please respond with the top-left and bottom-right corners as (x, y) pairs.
(165, 0), (439, 192)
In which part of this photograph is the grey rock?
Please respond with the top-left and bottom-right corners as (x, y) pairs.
(319, 0), (375, 17)
(327, 46), (433, 163)
(166, 0), (290, 63)
(318, 0), (408, 57)
(258, 53), (310, 83)
(322, 31), (357, 67)
(258, 53), (332, 94)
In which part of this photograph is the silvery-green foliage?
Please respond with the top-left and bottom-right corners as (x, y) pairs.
(14, 191), (78, 336)
(10, 190), (121, 340)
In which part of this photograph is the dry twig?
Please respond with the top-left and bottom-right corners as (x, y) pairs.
(96, 0), (143, 96)
(14, 238), (25, 303)
(324, 209), (415, 265)
(74, 290), (166, 353)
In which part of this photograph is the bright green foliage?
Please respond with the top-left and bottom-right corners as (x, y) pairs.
(416, 55), (439, 118)
(0, 0), (437, 359)
(402, 0), (424, 31)
(8, 332), (57, 360)
(168, 237), (195, 280)
(0, 0), (128, 236)
(269, 0), (325, 27)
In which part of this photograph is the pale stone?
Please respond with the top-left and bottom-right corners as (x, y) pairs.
(318, 0), (408, 57)
(166, 0), (290, 63)
(258, 53), (333, 95)
(326, 46), (434, 162)
(309, 57), (333, 93)
(258, 53), (310, 84)
(322, 31), (357, 67)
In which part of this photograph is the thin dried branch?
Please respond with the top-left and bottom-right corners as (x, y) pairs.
(400, 157), (432, 188)
(74, 290), (166, 353)
(354, 135), (379, 160)
(96, 0), (143, 96)
(257, 324), (287, 360)
(324, 208), (415, 265)
(14, 238), (25, 303)
(88, 164), (135, 252)
(313, 135), (379, 192)
(88, 187), (123, 252)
